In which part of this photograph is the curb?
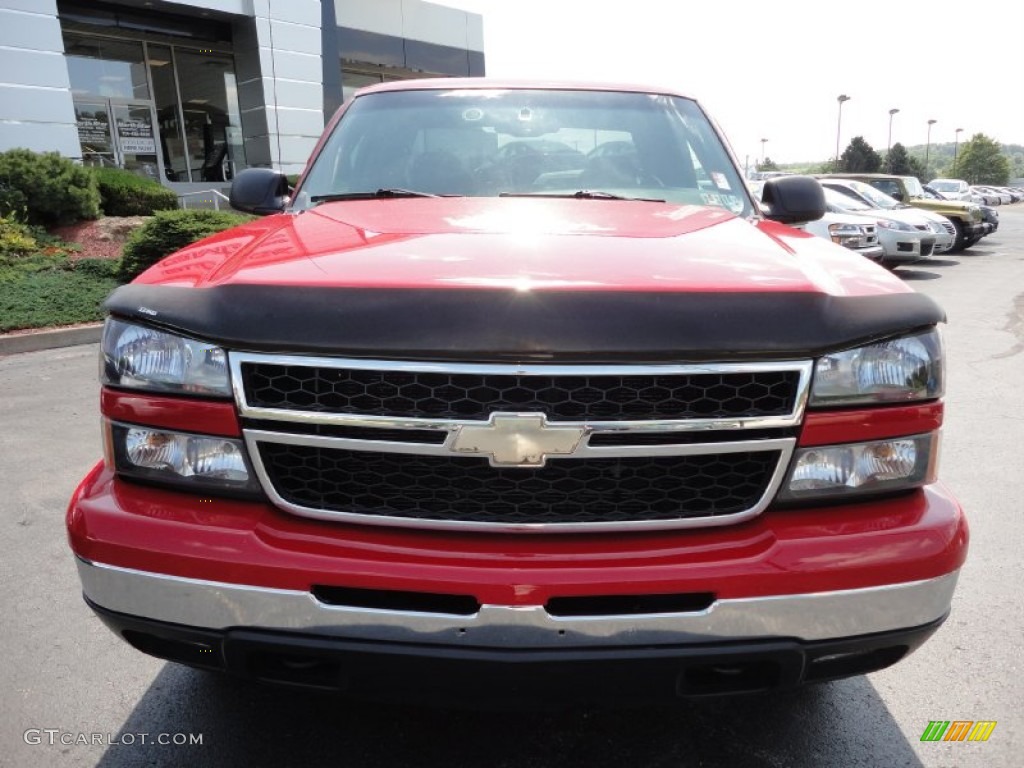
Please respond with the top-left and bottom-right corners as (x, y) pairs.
(0, 324), (103, 356)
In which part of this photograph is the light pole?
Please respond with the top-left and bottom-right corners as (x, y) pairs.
(953, 128), (963, 176)
(925, 119), (937, 175)
(887, 108), (900, 154)
(835, 94), (850, 171)
(760, 138), (768, 167)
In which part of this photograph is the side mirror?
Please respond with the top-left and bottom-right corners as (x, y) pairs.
(229, 168), (290, 215)
(760, 176), (825, 224)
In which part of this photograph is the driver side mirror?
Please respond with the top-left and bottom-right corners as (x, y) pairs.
(760, 176), (825, 224)
(229, 168), (290, 215)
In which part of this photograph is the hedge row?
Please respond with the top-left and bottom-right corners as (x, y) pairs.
(91, 167), (179, 217)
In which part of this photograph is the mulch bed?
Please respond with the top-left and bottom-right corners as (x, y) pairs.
(50, 216), (149, 260)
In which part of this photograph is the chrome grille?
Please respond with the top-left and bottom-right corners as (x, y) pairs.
(231, 354), (812, 532)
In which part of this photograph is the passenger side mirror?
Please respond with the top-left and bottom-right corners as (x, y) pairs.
(229, 168), (290, 215)
(760, 176), (825, 224)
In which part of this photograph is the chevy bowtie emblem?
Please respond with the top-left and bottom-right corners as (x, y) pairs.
(450, 413), (587, 467)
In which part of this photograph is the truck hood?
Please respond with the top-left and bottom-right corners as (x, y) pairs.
(111, 198), (943, 361)
(138, 198), (899, 293)
(909, 198), (981, 220)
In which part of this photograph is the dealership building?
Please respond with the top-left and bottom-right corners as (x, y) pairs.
(0, 0), (485, 192)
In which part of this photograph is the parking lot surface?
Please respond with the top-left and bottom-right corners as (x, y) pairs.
(2, 209), (1023, 768)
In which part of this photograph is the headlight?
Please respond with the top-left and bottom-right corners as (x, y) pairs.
(810, 328), (943, 407)
(828, 223), (863, 245)
(875, 218), (915, 232)
(778, 434), (937, 502)
(109, 422), (259, 494)
(102, 318), (230, 396)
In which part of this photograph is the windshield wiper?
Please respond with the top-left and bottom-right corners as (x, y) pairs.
(310, 188), (443, 204)
(499, 190), (666, 203)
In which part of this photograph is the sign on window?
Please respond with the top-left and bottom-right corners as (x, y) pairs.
(116, 117), (156, 154)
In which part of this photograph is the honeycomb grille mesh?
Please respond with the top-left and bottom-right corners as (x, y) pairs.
(242, 364), (800, 421)
(257, 443), (780, 525)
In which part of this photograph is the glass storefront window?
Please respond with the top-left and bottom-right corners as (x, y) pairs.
(64, 35), (150, 100)
(73, 101), (115, 168)
(175, 50), (245, 182)
(148, 44), (188, 182)
(62, 28), (246, 183)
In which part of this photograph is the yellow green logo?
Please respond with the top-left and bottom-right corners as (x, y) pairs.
(920, 721), (997, 742)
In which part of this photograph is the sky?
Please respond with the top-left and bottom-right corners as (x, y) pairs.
(441, 0), (1024, 168)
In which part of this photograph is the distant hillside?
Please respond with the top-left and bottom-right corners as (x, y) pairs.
(780, 143), (1024, 178)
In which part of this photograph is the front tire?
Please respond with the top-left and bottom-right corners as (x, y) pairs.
(949, 219), (965, 252)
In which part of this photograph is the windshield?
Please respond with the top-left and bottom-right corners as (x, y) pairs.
(931, 181), (959, 192)
(901, 177), (925, 197)
(824, 187), (872, 212)
(294, 88), (752, 215)
(840, 180), (901, 209)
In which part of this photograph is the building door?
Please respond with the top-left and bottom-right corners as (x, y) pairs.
(74, 98), (164, 182)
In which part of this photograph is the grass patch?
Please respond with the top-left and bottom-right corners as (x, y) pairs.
(0, 252), (119, 332)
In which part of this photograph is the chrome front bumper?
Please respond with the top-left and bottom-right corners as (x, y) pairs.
(77, 557), (959, 649)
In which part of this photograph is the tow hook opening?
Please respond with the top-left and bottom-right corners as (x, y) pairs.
(677, 659), (783, 696)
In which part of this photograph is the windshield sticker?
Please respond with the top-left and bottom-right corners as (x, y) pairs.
(699, 192), (744, 212)
(723, 195), (745, 213)
(711, 172), (731, 190)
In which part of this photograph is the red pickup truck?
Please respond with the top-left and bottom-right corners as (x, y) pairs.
(67, 80), (967, 705)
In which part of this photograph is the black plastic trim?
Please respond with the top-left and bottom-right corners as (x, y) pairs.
(87, 598), (945, 706)
(104, 285), (945, 362)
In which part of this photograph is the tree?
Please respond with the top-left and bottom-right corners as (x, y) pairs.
(883, 142), (927, 178)
(756, 157), (779, 172)
(1010, 151), (1024, 180)
(838, 136), (882, 173)
(956, 133), (1011, 185)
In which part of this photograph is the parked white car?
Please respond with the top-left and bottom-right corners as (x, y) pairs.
(928, 178), (971, 201)
(975, 186), (1012, 205)
(998, 187), (1024, 203)
(820, 181), (954, 265)
(798, 210), (884, 262)
(970, 186), (1005, 205)
(750, 179), (883, 262)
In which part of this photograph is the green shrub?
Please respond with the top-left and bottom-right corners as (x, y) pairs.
(0, 149), (101, 225)
(91, 167), (178, 216)
(71, 257), (121, 279)
(0, 255), (119, 332)
(119, 209), (252, 281)
(0, 215), (37, 255)
(0, 181), (27, 220)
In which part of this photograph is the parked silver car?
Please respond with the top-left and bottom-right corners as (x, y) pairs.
(820, 182), (954, 265)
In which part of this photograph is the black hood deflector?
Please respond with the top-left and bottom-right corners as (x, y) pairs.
(105, 284), (945, 362)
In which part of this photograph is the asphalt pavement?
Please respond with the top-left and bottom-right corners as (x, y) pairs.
(2, 208), (1023, 768)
